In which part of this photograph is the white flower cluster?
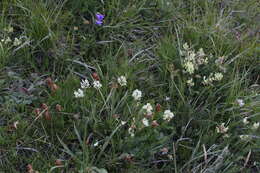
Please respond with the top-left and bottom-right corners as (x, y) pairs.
(74, 88), (84, 98)
(4, 26), (14, 33)
(242, 116), (259, 130)
(202, 72), (223, 85)
(140, 109), (174, 127)
(235, 99), (259, 131)
(80, 79), (90, 89)
(130, 100), (175, 128)
(240, 135), (250, 140)
(142, 118), (149, 127)
(0, 26), (25, 46)
(74, 78), (102, 98)
(236, 99), (245, 107)
(117, 76), (127, 86)
(186, 78), (194, 87)
(181, 43), (208, 75)
(215, 56), (227, 73)
(252, 122), (259, 130)
(242, 117), (249, 125)
(141, 103), (153, 127)
(132, 89), (142, 101)
(142, 103), (153, 115)
(1, 37), (12, 44)
(1, 36), (22, 46)
(13, 38), (22, 46)
(128, 126), (135, 137)
(128, 118), (136, 137)
(93, 80), (102, 89)
(180, 43), (225, 87)
(163, 110), (174, 121)
(216, 123), (229, 134)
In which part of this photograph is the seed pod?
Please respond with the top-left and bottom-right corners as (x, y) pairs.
(41, 103), (48, 110)
(86, 133), (93, 145)
(34, 108), (41, 116)
(27, 164), (34, 173)
(46, 77), (59, 92)
(55, 159), (63, 166)
(145, 113), (153, 119)
(92, 72), (100, 81)
(151, 120), (159, 127)
(55, 104), (62, 112)
(51, 83), (59, 92)
(127, 49), (133, 57)
(44, 111), (51, 121)
(46, 77), (53, 86)
(155, 103), (161, 112)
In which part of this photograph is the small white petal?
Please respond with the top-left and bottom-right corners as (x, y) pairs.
(163, 110), (174, 121)
(93, 80), (102, 89)
(74, 88), (84, 98)
(132, 89), (142, 101)
(252, 122), (259, 130)
(117, 76), (127, 86)
(236, 99), (245, 107)
(142, 118), (149, 127)
(80, 79), (90, 89)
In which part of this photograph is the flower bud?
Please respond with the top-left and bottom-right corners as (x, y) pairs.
(41, 103), (48, 110)
(151, 120), (159, 127)
(155, 103), (161, 112)
(51, 83), (59, 92)
(44, 111), (51, 121)
(55, 159), (63, 166)
(144, 113), (153, 119)
(34, 108), (41, 116)
(27, 164), (34, 173)
(46, 77), (53, 86)
(92, 72), (100, 81)
(55, 104), (62, 112)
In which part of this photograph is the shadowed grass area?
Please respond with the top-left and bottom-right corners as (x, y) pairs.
(0, 0), (259, 172)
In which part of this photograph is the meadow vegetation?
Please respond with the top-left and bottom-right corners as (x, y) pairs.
(0, 0), (259, 172)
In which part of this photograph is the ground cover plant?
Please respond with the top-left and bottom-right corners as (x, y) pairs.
(0, 0), (259, 172)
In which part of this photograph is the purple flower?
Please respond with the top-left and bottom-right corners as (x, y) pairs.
(95, 20), (103, 26)
(96, 13), (105, 20)
(95, 13), (104, 25)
